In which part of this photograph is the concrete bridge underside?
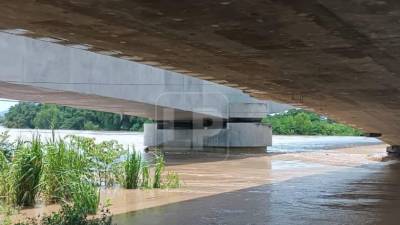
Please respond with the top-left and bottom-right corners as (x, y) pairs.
(0, 32), (285, 150)
(1, 0), (400, 145)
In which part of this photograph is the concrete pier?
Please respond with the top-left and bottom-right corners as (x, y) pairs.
(144, 121), (272, 151)
(387, 146), (400, 157)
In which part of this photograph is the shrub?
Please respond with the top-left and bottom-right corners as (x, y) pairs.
(87, 140), (124, 188)
(67, 136), (124, 188)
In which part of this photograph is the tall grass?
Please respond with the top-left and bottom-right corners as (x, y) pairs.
(0, 132), (14, 206)
(153, 153), (165, 189)
(123, 149), (142, 189)
(0, 133), (182, 219)
(70, 183), (100, 215)
(13, 137), (43, 207)
(41, 139), (91, 203)
(141, 162), (151, 189)
(0, 152), (13, 205)
(163, 172), (181, 189)
(0, 202), (14, 225)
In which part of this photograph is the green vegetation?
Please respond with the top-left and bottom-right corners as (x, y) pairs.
(163, 172), (181, 189)
(2, 102), (152, 131)
(0, 152), (13, 206)
(0, 202), (15, 225)
(141, 162), (151, 189)
(262, 109), (363, 136)
(14, 204), (113, 225)
(13, 137), (43, 207)
(122, 149), (180, 190)
(0, 133), (181, 224)
(70, 183), (100, 215)
(153, 153), (165, 189)
(40, 138), (86, 203)
(123, 150), (143, 189)
(68, 136), (125, 188)
(0, 132), (13, 161)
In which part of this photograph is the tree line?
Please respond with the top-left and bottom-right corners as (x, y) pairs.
(262, 109), (363, 136)
(0, 102), (152, 131)
(1, 103), (363, 136)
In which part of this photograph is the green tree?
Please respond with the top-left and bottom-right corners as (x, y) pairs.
(262, 109), (363, 136)
(33, 105), (61, 129)
(2, 102), (152, 131)
(3, 103), (40, 128)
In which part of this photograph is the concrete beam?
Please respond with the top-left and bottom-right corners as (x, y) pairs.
(0, 32), (281, 120)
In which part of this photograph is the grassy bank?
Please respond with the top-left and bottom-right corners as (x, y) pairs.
(0, 132), (180, 225)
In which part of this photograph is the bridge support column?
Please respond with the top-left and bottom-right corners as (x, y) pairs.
(387, 145), (400, 157)
(144, 120), (272, 152)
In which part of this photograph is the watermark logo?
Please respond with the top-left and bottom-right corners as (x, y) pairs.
(145, 92), (230, 153)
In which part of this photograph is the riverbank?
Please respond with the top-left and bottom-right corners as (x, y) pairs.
(8, 142), (388, 223)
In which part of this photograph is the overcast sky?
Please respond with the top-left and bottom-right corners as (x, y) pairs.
(0, 98), (18, 112)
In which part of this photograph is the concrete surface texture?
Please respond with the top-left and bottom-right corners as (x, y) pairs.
(0, 0), (398, 144)
(0, 32), (286, 120)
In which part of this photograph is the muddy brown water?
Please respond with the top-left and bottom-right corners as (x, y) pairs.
(114, 161), (400, 225)
(5, 134), (396, 225)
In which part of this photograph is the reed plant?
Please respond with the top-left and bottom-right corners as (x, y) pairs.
(0, 143), (14, 207)
(0, 148), (7, 169)
(152, 153), (165, 189)
(0, 155), (13, 205)
(0, 133), (182, 220)
(141, 162), (151, 189)
(70, 182), (100, 215)
(163, 172), (181, 189)
(13, 137), (43, 207)
(41, 139), (92, 203)
(123, 149), (143, 189)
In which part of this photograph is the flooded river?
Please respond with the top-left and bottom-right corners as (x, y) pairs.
(114, 162), (400, 225)
(0, 128), (382, 153)
(4, 128), (398, 225)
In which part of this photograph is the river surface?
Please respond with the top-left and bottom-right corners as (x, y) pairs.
(113, 162), (400, 225)
(0, 128), (381, 153)
(4, 128), (396, 225)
